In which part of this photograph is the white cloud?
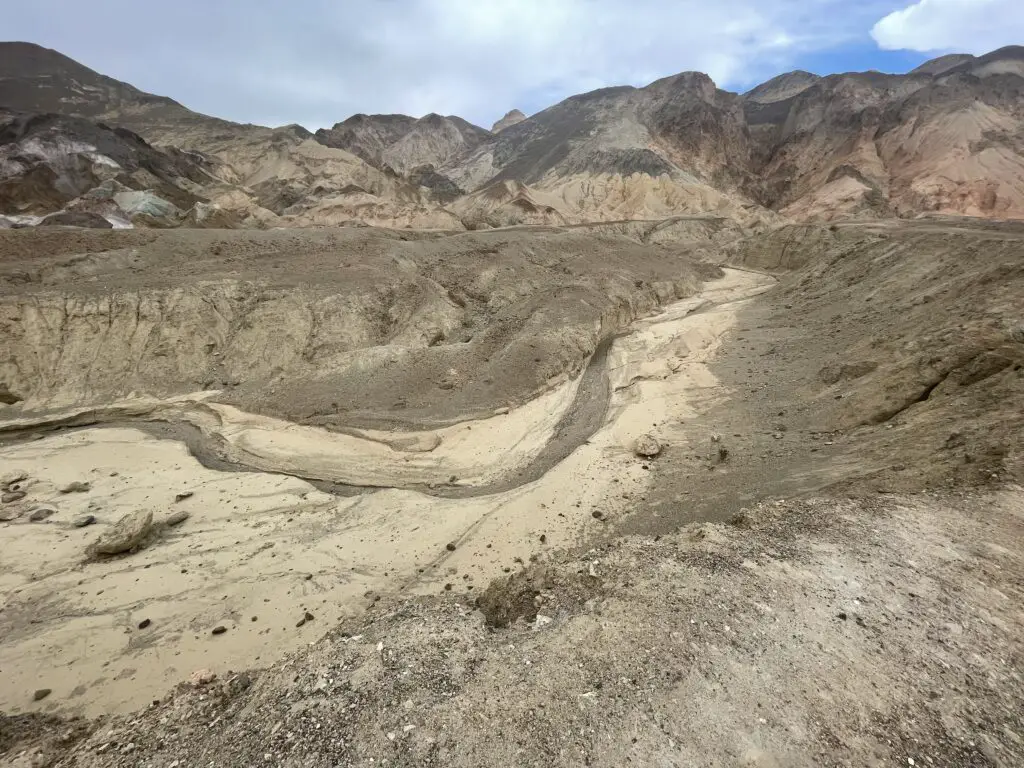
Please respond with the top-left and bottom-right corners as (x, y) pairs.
(871, 0), (1024, 53)
(7, 0), (897, 129)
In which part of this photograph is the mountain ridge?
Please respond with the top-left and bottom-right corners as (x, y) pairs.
(2, 40), (1023, 228)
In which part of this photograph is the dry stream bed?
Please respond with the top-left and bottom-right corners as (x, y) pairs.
(0, 268), (774, 716)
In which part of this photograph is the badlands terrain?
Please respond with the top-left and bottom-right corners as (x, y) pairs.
(3, 42), (1024, 230)
(0, 40), (1022, 768)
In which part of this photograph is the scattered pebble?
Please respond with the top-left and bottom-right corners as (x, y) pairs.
(165, 510), (190, 527)
(33, 688), (52, 702)
(72, 514), (96, 528)
(211, 625), (227, 636)
(2, 491), (26, 504)
(59, 481), (91, 494)
(445, 541), (457, 552)
(29, 506), (56, 522)
(138, 619), (151, 630)
(2, 470), (28, 487)
(174, 491), (194, 502)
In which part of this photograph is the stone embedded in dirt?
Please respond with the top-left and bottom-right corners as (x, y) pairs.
(708, 436), (729, 466)
(0, 509), (21, 522)
(446, 541), (457, 552)
(138, 618), (151, 629)
(818, 360), (879, 385)
(634, 434), (662, 458)
(33, 688), (52, 701)
(174, 491), (194, 502)
(59, 481), (91, 494)
(165, 510), (190, 527)
(2, 470), (28, 488)
(72, 514), (96, 528)
(29, 506), (57, 522)
(2, 490), (26, 504)
(227, 672), (252, 696)
(0, 384), (22, 405)
(211, 625), (227, 636)
(189, 669), (217, 686)
(296, 618), (307, 628)
(304, 611), (314, 622)
(88, 509), (154, 557)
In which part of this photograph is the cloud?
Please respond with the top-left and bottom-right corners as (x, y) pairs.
(7, 0), (897, 129)
(871, 0), (1024, 53)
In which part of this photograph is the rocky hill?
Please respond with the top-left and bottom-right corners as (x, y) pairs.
(1, 41), (1023, 228)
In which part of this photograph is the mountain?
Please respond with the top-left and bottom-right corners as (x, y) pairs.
(314, 113), (493, 175)
(747, 46), (1024, 219)
(1, 40), (1023, 229)
(491, 109), (527, 132)
(0, 42), (461, 228)
(0, 108), (236, 228)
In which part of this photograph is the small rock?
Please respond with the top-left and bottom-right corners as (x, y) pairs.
(296, 618), (307, 628)
(89, 510), (154, 556)
(2, 470), (28, 488)
(591, 510), (605, 521)
(33, 688), (52, 702)
(772, 432), (784, 440)
(174, 491), (194, 502)
(493, 406), (510, 415)
(2, 490), (26, 504)
(138, 619), (151, 630)
(227, 672), (252, 695)
(72, 514), (96, 528)
(189, 669), (217, 686)
(29, 506), (57, 522)
(634, 434), (662, 458)
(445, 541), (457, 552)
(0, 509), (21, 522)
(539, 534), (547, 544)
(165, 510), (190, 527)
(211, 625), (227, 636)
(59, 481), (91, 494)
(304, 611), (315, 622)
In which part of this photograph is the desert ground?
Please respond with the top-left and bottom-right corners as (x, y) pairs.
(0, 218), (1022, 766)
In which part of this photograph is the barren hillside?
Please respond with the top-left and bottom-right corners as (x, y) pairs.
(4, 42), (1024, 229)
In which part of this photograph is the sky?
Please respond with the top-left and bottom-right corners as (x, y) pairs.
(5, 0), (1024, 130)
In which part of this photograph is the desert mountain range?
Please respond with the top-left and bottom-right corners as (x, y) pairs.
(2, 40), (1023, 229)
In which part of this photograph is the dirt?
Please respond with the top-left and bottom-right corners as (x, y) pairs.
(0, 217), (1022, 766)
(10, 490), (1023, 767)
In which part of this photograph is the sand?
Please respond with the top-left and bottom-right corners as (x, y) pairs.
(0, 268), (773, 716)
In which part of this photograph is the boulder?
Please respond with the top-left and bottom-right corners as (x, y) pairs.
(88, 510), (153, 557)
(634, 434), (662, 458)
